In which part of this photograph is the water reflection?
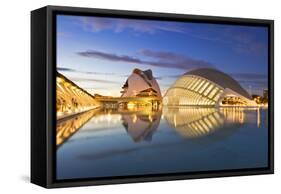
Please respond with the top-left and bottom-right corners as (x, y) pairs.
(121, 108), (162, 142)
(57, 106), (262, 147)
(163, 107), (249, 139)
(56, 109), (100, 146)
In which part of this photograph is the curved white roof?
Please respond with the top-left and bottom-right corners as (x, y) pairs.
(184, 68), (251, 99)
(121, 68), (161, 97)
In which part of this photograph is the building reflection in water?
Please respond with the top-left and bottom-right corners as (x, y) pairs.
(163, 107), (259, 139)
(57, 106), (262, 147)
(164, 107), (222, 139)
(56, 109), (100, 147)
(121, 108), (162, 142)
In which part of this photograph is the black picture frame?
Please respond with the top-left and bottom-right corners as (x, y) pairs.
(31, 5), (274, 188)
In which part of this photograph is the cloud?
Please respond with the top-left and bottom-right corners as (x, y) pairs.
(140, 49), (213, 69)
(80, 17), (185, 34)
(77, 50), (142, 63)
(77, 49), (214, 70)
(57, 67), (121, 76)
(71, 16), (267, 55)
(230, 72), (268, 95)
(57, 67), (75, 72)
(230, 73), (267, 80)
(186, 25), (267, 55)
(57, 31), (72, 37)
(71, 77), (120, 84)
(81, 87), (107, 90)
(154, 74), (183, 80)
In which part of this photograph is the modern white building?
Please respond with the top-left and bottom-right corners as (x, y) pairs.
(163, 68), (256, 107)
(121, 68), (161, 98)
(56, 72), (100, 119)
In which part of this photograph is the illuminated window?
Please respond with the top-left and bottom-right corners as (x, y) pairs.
(203, 84), (214, 96)
(57, 83), (65, 93)
(189, 78), (200, 89)
(191, 78), (200, 90)
(203, 97), (209, 105)
(195, 95), (201, 105)
(213, 90), (223, 101)
(199, 82), (209, 94)
(185, 77), (194, 88)
(194, 80), (205, 92)
(208, 87), (219, 99)
(187, 78), (197, 89)
(191, 92), (197, 104)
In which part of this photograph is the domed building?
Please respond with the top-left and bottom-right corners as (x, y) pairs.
(163, 68), (256, 107)
(121, 68), (161, 98)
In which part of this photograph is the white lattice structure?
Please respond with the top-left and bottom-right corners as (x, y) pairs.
(163, 68), (256, 107)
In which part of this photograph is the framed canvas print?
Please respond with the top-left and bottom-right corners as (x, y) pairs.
(31, 5), (274, 188)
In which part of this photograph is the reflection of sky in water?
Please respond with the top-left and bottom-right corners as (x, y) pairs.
(56, 107), (268, 180)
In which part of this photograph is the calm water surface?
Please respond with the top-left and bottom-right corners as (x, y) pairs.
(56, 107), (268, 180)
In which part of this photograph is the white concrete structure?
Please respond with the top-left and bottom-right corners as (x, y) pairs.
(56, 72), (100, 119)
(163, 68), (256, 107)
(121, 68), (161, 98)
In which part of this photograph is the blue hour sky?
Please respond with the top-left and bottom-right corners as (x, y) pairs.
(57, 15), (268, 96)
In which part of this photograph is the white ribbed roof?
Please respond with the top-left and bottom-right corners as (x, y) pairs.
(184, 68), (251, 99)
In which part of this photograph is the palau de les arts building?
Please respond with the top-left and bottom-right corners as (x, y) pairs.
(121, 68), (162, 98)
(163, 68), (256, 107)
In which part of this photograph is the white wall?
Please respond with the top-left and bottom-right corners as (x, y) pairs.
(0, 0), (279, 193)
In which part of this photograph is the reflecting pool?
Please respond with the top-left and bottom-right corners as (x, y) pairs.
(56, 106), (268, 180)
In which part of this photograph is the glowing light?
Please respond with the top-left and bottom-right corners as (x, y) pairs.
(127, 102), (136, 110)
(56, 109), (99, 146)
(257, 108), (261, 128)
(56, 73), (100, 119)
(132, 114), (137, 123)
(148, 114), (153, 122)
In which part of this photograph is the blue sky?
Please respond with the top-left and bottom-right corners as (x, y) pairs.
(57, 15), (268, 96)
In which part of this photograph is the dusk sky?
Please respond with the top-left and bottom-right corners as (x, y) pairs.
(57, 15), (268, 96)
